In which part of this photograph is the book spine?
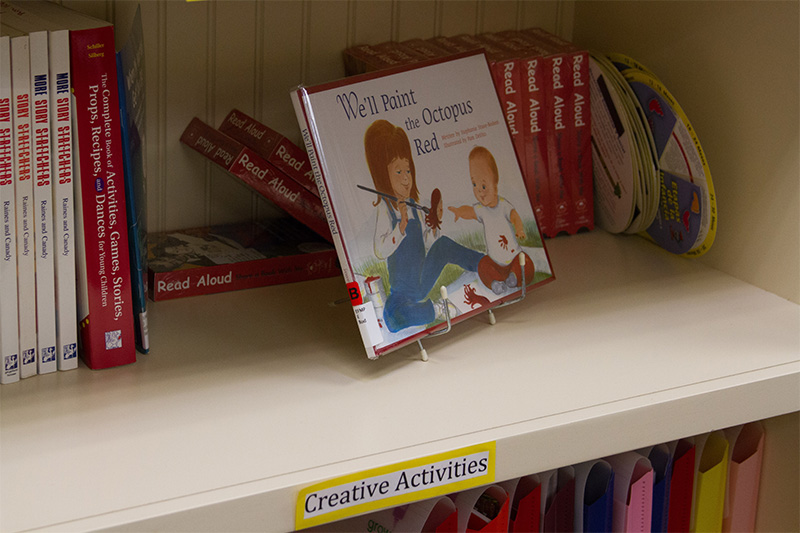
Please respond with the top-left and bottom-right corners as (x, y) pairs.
(9, 35), (37, 378)
(523, 28), (587, 235)
(29, 30), (57, 374)
(521, 53), (551, 237)
(116, 47), (150, 355)
(148, 249), (339, 301)
(570, 49), (593, 233)
(181, 118), (332, 242)
(491, 57), (525, 176)
(542, 52), (572, 236)
(218, 109), (319, 197)
(70, 25), (136, 370)
(229, 146), (331, 241)
(290, 87), (378, 359)
(0, 35), (20, 384)
(48, 29), (78, 370)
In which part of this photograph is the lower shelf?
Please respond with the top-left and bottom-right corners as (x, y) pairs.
(1, 231), (798, 532)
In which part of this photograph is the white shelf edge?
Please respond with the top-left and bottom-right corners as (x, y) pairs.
(46, 362), (799, 533)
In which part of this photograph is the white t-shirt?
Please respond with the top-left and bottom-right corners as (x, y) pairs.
(474, 198), (519, 265)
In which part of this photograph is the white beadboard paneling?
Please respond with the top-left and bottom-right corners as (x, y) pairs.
(164, 0), (211, 231)
(260, 0), (311, 147)
(394, 0), (438, 40)
(304, 1), (349, 86)
(210, 1), (260, 225)
(519, 1), (566, 36)
(349, 0), (394, 46)
(61, 0), (111, 21)
(438, 0), (480, 36)
(476, 0), (521, 33)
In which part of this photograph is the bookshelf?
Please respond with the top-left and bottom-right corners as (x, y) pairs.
(1, 1), (798, 532)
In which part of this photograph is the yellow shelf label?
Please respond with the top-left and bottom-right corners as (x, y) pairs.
(296, 441), (496, 529)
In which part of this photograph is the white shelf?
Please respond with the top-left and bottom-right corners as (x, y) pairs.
(1, 231), (798, 532)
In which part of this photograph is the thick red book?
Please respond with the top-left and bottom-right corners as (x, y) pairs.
(147, 219), (339, 301)
(218, 108), (319, 197)
(522, 28), (593, 234)
(490, 31), (554, 237)
(12, 0), (137, 369)
(516, 31), (573, 237)
(181, 117), (332, 242)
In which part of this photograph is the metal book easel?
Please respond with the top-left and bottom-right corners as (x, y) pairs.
(416, 253), (528, 361)
(333, 254), (530, 362)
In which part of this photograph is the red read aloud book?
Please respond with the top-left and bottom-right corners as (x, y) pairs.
(147, 219), (339, 302)
(181, 117), (332, 242)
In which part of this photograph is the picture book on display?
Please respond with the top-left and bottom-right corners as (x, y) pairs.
(292, 51), (554, 360)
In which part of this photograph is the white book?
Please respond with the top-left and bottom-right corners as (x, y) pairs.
(0, 34), (20, 384)
(3, 3), (79, 372)
(27, 29), (57, 374)
(8, 33), (37, 378)
(46, 28), (78, 371)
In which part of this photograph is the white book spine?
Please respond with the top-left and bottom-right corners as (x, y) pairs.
(0, 35), (20, 384)
(28, 30), (57, 374)
(10, 34), (37, 378)
(48, 29), (77, 371)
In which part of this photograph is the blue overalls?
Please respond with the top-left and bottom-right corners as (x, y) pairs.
(383, 199), (483, 332)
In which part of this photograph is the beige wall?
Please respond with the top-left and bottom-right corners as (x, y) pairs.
(572, 1), (800, 304)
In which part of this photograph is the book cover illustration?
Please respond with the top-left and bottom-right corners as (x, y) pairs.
(147, 218), (338, 301)
(293, 51), (554, 359)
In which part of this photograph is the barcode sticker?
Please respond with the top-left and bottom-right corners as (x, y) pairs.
(353, 302), (383, 346)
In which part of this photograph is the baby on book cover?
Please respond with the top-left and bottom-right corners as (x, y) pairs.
(296, 52), (553, 356)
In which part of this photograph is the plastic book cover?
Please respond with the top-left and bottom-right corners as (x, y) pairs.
(117, 5), (149, 353)
(147, 218), (339, 301)
(292, 50), (554, 360)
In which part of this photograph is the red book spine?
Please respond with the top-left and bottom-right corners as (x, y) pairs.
(521, 54), (551, 236)
(149, 249), (339, 301)
(490, 56), (525, 170)
(523, 28), (591, 234)
(218, 109), (319, 197)
(181, 118), (332, 242)
(571, 49), (593, 232)
(70, 25), (136, 369)
(540, 52), (573, 236)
